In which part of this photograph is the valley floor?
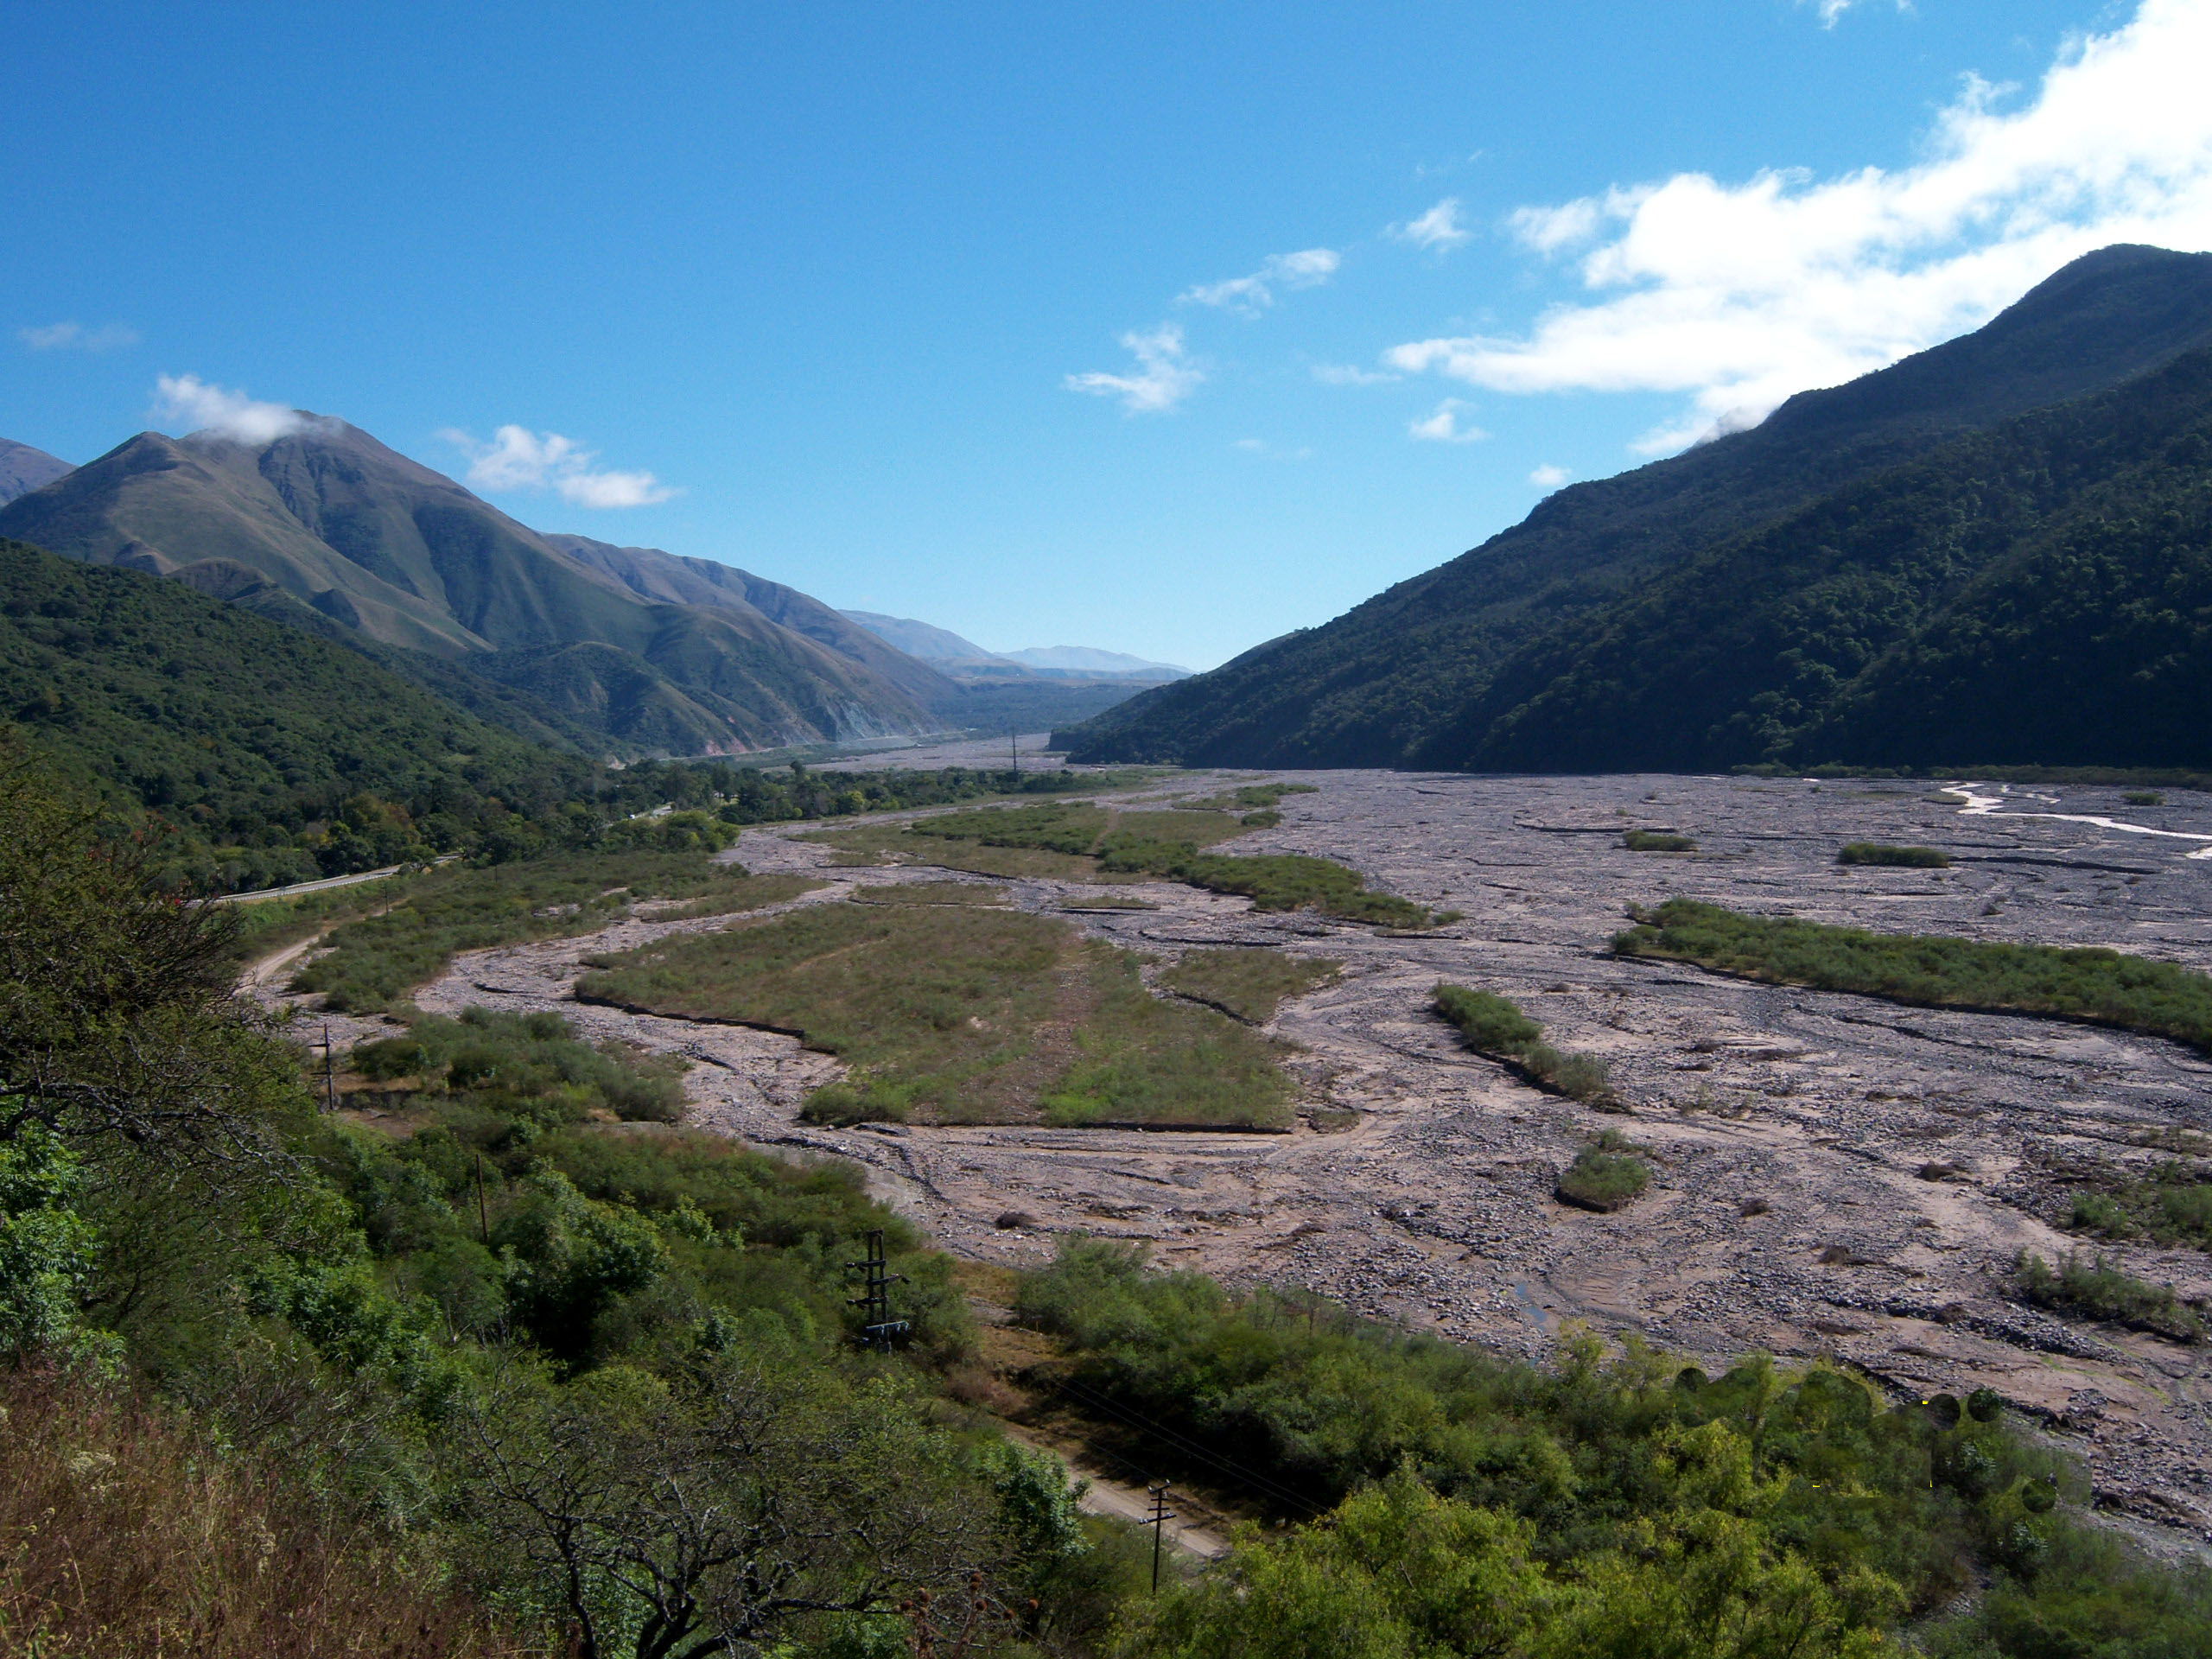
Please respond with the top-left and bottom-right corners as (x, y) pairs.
(263, 767), (2212, 1548)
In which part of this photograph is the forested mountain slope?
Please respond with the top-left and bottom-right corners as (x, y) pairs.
(1065, 244), (2212, 768)
(0, 537), (588, 881)
(1443, 344), (2212, 770)
(0, 420), (943, 753)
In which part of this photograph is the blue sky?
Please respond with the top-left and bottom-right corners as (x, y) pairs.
(6, 1), (2209, 668)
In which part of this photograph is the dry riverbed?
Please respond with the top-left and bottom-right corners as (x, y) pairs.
(259, 769), (2212, 1547)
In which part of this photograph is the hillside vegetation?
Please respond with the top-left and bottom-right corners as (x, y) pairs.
(1064, 245), (2212, 773)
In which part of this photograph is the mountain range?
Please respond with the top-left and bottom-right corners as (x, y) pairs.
(841, 610), (1190, 682)
(0, 418), (1160, 758)
(1064, 244), (2212, 772)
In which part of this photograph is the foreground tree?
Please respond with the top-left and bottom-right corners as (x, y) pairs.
(0, 734), (294, 1160)
(456, 1341), (1058, 1658)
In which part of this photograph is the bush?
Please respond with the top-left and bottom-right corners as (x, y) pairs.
(1433, 984), (1616, 1105)
(1838, 842), (1950, 868)
(1623, 830), (1697, 852)
(2016, 1249), (2203, 1341)
(1556, 1132), (1650, 1212)
(2124, 790), (2165, 806)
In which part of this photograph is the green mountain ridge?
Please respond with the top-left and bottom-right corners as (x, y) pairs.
(0, 420), (945, 754)
(0, 537), (590, 885)
(1064, 244), (2212, 770)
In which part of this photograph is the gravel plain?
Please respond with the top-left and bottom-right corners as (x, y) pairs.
(264, 765), (2212, 1545)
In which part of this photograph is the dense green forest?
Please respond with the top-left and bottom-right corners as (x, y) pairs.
(1062, 245), (2212, 773)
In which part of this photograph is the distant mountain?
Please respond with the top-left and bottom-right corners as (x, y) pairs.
(998, 645), (1189, 679)
(837, 609), (1187, 728)
(0, 418), (946, 755)
(840, 609), (1011, 667)
(0, 439), (70, 505)
(1064, 245), (2212, 770)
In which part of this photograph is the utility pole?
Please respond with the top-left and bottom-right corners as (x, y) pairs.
(474, 1152), (491, 1245)
(1147, 1483), (1175, 1593)
(321, 1022), (338, 1113)
(844, 1229), (910, 1351)
(1008, 727), (1019, 778)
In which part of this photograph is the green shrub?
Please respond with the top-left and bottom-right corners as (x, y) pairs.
(1614, 898), (2212, 1056)
(1622, 830), (1697, 852)
(1433, 984), (1616, 1105)
(1556, 1132), (1650, 1211)
(2124, 790), (2165, 806)
(1838, 842), (1950, 868)
(351, 1007), (688, 1126)
(2016, 1249), (2203, 1341)
(2063, 1167), (2212, 1250)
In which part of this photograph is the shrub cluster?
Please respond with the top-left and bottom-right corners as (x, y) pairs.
(1016, 1238), (2212, 1656)
(1613, 898), (2212, 1056)
(1838, 842), (1951, 868)
(2015, 1250), (2204, 1342)
(1433, 983), (1618, 1106)
(1555, 1130), (1652, 1212)
(1623, 829), (1698, 852)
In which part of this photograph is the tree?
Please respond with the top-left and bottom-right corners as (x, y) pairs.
(0, 737), (296, 1161)
(456, 1342), (1037, 1659)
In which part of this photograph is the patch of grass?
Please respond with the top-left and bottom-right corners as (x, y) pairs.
(1556, 1130), (1650, 1212)
(824, 798), (1436, 926)
(1041, 952), (1295, 1130)
(1623, 830), (1697, 853)
(647, 874), (823, 919)
(849, 881), (1008, 906)
(1101, 839), (1433, 927)
(801, 820), (1110, 882)
(2016, 1249), (2203, 1341)
(575, 903), (1294, 1130)
(2124, 790), (2165, 806)
(1838, 842), (1951, 868)
(1614, 898), (2212, 1056)
(1160, 949), (1339, 1025)
(1432, 983), (1618, 1106)
(292, 849), (792, 1013)
(2066, 1166), (2212, 1249)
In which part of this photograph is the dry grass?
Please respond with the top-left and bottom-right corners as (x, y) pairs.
(849, 881), (1009, 906)
(646, 873), (824, 918)
(576, 902), (1294, 1130)
(802, 821), (1113, 881)
(1160, 949), (1340, 1025)
(0, 1366), (542, 1658)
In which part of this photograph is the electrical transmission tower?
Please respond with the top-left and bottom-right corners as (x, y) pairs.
(845, 1229), (910, 1351)
(1146, 1482), (1175, 1592)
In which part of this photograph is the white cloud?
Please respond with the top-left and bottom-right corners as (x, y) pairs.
(154, 374), (314, 443)
(1065, 325), (1205, 413)
(1311, 362), (1400, 385)
(1807, 0), (1912, 26)
(1392, 198), (1472, 251)
(1529, 463), (1572, 488)
(1408, 399), (1488, 443)
(1232, 437), (1315, 461)
(440, 424), (677, 507)
(20, 321), (140, 353)
(1182, 248), (1341, 315)
(1387, 0), (2212, 453)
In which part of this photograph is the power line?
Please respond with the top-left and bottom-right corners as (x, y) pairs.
(1040, 1376), (1325, 1516)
